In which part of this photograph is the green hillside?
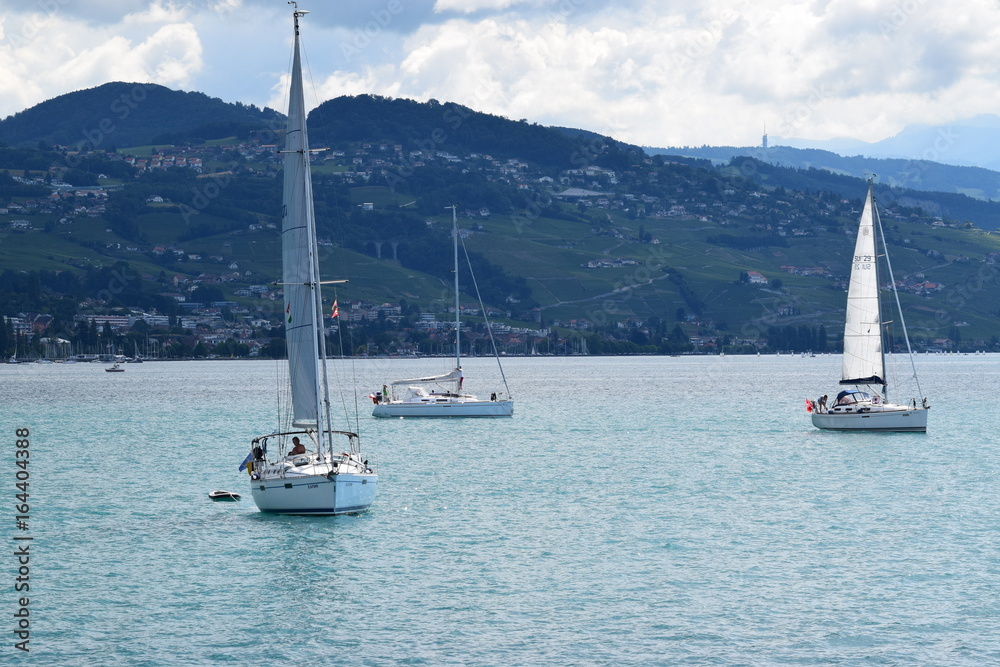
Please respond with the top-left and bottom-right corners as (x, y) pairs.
(652, 144), (1000, 203)
(0, 82), (280, 149)
(3, 90), (1000, 356)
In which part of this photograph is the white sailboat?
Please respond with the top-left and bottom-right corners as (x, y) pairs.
(241, 5), (377, 514)
(809, 179), (929, 432)
(372, 206), (514, 418)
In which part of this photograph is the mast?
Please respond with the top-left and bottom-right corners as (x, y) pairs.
(872, 181), (887, 400)
(873, 180), (925, 403)
(282, 3), (325, 452)
(451, 205), (460, 370)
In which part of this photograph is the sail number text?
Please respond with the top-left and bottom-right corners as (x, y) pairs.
(854, 254), (873, 270)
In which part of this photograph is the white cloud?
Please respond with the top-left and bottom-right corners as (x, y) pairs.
(433, 0), (536, 13)
(324, 0), (1000, 147)
(0, 6), (203, 119)
(5, 0), (1000, 149)
(122, 1), (189, 25)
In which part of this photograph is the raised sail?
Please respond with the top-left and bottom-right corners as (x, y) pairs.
(282, 15), (320, 428)
(840, 185), (884, 386)
(242, 5), (377, 515)
(808, 178), (929, 432)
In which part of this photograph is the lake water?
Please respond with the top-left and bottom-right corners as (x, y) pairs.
(2, 353), (999, 664)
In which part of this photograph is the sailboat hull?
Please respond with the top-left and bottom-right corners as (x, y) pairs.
(811, 408), (927, 432)
(373, 399), (513, 418)
(250, 471), (377, 515)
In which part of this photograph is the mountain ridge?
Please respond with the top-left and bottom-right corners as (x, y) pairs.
(770, 113), (1000, 170)
(0, 82), (281, 150)
(2, 87), (1000, 356)
(645, 144), (1000, 202)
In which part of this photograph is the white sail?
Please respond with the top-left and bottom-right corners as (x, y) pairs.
(281, 16), (321, 428)
(841, 183), (884, 386)
(246, 7), (377, 515)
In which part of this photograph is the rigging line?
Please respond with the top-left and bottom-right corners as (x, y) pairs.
(330, 285), (358, 436)
(297, 21), (363, 450)
(459, 233), (512, 397)
(340, 293), (362, 440)
(873, 186), (924, 400)
(343, 299), (362, 435)
(275, 355), (283, 438)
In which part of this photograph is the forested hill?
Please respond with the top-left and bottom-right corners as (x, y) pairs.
(6, 87), (1000, 355)
(722, 156), (1000, 226)
(650, 144), (1000, 203)
(307, 94), (641, 171)
(0, 82), (281, 150)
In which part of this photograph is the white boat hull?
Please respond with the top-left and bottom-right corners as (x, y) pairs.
(373, 399), (513, 418)
(811, 407), (928, 432)
(250, 470), (377, 515)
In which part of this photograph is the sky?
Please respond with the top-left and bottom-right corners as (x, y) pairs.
(3, 0), (1000, 150)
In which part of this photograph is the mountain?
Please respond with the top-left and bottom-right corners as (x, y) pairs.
(646, 144), (1000, 202)
(3, 89), (1000, 356)
(771, 114), (1000, 171)
(308, 95), (627, 171)
(0, 82), (281, 150)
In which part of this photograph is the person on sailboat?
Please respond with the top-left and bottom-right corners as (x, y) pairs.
(818, 395), (827, 413)
(289, 437), (306, 456)
(458, 366), (464, 389)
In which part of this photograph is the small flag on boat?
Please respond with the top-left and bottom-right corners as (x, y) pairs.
(238, 451), (254, 472)
(331, 300), (339, 318)
(805, 399), (813, 413)
(286, 302), (292, 324)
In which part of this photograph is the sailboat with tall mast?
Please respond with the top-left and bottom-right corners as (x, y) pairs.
(809, 178), (929, 432)
(240, 4), (377, 514)
(372, 206), (513, 418)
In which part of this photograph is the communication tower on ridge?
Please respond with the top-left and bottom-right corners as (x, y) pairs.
(762, 123), (768, 150)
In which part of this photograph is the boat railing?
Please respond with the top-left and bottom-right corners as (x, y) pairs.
(251, 429), (361, 461)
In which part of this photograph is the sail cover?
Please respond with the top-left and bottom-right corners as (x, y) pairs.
(390, 368), (462, 386)
(282, 21), (320, 428)
(841, 185), (885, 385)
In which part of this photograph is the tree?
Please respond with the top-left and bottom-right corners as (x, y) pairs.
(817, 325), (828, 352)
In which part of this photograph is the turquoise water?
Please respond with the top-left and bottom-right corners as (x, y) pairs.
(2, 354), (999, 664)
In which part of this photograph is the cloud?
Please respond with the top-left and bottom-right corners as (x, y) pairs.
(5, 0), (1000, 148)
(333, 0), (1000, 147)
(0, 4), (203, 119)
(432, 0), (538, 13)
